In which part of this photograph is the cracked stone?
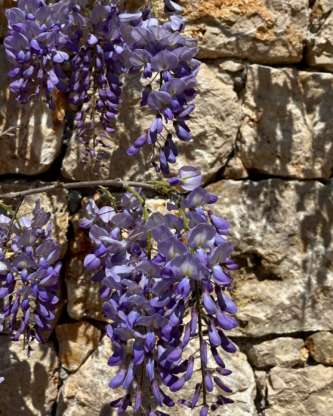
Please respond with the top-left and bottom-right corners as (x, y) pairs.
(208, 179), (333, 337)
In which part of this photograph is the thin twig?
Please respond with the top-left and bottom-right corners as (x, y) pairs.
(0, 179), (165, 200)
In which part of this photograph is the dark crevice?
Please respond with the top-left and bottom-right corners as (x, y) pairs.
(231, 330), (319, 345)
(234, 252), (283, 282)
(309, 0), (316, 9)
(200, 57), (333, 74)
(241, 168), (329, 183)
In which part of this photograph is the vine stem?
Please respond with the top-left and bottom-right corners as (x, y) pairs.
(0, 179), (168, 200)
(195, 281), (207, 407)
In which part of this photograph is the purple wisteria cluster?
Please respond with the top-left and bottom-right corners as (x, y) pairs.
(81, 169), (238, 415)
(4, 0), (200, 171)
(0, 202), (61, 346)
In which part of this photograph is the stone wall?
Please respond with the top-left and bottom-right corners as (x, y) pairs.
(1, 1), (333, 415)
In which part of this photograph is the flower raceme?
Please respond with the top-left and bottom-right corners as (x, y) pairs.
(81, 184), (238, 414)
(4, 0), (200, 173)
(0, 202), (61, 346)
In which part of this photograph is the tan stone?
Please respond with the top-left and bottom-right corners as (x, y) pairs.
(56, 321), (102, 372)
(239, 65), (333, 179)
(247, 338), (308, 369)
(265, 365), (333, 416)
(62, 62), (240, 182)
(181, 0), (308, 64)
(208, 179), (333, 337)
(65, 256), (105, 322)
(0, 47), (64, 175)
(306, 331), (333, 365)
(0, 335), (59, 415)
(56, 336), (125, 416)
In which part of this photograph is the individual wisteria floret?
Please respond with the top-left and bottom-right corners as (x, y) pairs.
(81, 178), (238, 414)
(0, 202), (61, 346)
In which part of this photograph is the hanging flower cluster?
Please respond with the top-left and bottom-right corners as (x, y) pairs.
(4, 0), (200, 173)
(80, 171), (238, 414)
(0, 202), (61, 345)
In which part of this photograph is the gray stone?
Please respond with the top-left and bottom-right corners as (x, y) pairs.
(0, 335), (59, 416)
(238, 65), (333, 179)
(265, 365), (333, 416)
(62, 62), (240, 182)
(208, 179), (333, 337)
(306, 331), (333, 365)
(181, 0), (308, 64)
(307, 0), (333, 71)
(0, 47), (64, 175)
(247, 337), (308, 369)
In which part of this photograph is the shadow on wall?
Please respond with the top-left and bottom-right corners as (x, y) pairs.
(239, 64), (333, 178)
(232, 179), (333, 333)
(0, 335), (59, 415)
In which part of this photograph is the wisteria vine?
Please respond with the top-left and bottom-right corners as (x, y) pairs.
(0, 0), (240, 414)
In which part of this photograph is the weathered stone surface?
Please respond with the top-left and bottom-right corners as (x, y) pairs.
(181, 0), (308, 64)
(247, 337), (308, 369)
(62, 62), (240, 182)
(0, 47), (64, 175)
(0, 335), (59, 415)
(265, 365), (333, 416)
(208, 179), (333, 337)
(306, 331), (333, 365)
(238, 65), (333, 179)
(56, 321), (102, 372)
(56, 336), (123, 416)
(307, 0), (333, 71)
